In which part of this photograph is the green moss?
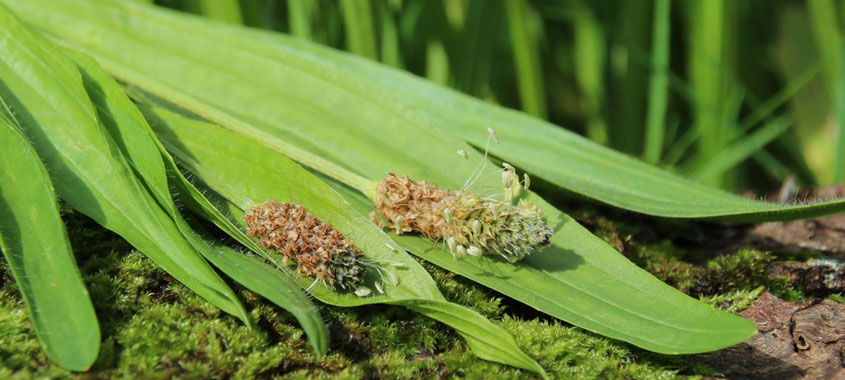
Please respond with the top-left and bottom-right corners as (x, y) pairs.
(503, 317), (691, 380)
(574, 207), (813, 303)
(0, 207), (825, 379)
(700, 286), (765, 313)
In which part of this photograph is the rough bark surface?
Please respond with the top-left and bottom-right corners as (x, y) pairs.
(767, 260), (845, 296)
(749, 185), (845, 258)
(697, 291), (845, 380)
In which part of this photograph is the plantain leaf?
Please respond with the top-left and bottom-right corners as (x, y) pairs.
(0, 2), (249, 325)
(0, 99), (100, 371)
(66, 50), (328, 355)
(13, 0), (845, 223)
(11, 0), (758, 355)
(141, 103), (547, 376)
(264, 27), (845, 223)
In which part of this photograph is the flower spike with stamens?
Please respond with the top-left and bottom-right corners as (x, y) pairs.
(372, 174), (553, 263)
(245, 200), (366, 291)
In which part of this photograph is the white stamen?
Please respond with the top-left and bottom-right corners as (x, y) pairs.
(446, 237), (457, 253)
(487, 127), (499, 144)
(354, 286), (372, 297)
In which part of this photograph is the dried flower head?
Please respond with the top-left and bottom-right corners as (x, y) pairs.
(245, 200), (365, 290)
(372, 174), (552, 263)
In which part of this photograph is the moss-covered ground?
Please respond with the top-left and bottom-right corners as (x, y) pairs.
(0, 205), (831, 379)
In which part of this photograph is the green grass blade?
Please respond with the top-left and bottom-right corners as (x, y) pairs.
(0, 2), (249, 324)
(142, 103), (546, 376)
(504, 0), (546, 118)
(28, 0), (760, 354)
(0, 100), (100, 371)
(807, 0), (845, 181)
(687, 0), (727, 186)
(379, 1), (401, 68)
(739, 60), (824, 133)
(611, 0), (650, 155)
(643, 0), (670, 163)
(287, 0), (313, 39)
(339, 0), (378, 60)
(66, 52), (328, 353)
(686, 118), (792, 182)
(425, 39), (449, 85)
(453, 0), (502, 96)
(181, 0), (242, 24)
(572, 2), (608, 144)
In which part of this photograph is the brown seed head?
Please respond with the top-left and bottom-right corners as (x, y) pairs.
(245, 200), (365, 290)
(373, 174), (552, 262)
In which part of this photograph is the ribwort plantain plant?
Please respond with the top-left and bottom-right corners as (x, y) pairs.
(14, 0), (845, 375)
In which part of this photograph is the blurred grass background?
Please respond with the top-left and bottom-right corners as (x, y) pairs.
(148, 0), (844, 194)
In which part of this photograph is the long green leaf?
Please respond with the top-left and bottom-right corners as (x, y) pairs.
(142, 103), (546, 376)
(266, 11), (845, 222)
(19, 0), (841, 222)
(686, 118), (792, 182)
(66, 51), (328, 355)
(0, 99), (99, 371)
(504, 0), (546, 118)
(181, 0), (242, 25)
(807, 0), (844, 182)
(643, 0), (670, 163)
(17, 0), (759, 354)
(339, 0), (378, 60)
(0, 2), (249, 325)
(572, 1), (607, 144)
(44, 0), (832, 222)
(286, 0), (313, 39)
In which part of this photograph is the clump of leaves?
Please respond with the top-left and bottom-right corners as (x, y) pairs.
(4, 0), (845, 374)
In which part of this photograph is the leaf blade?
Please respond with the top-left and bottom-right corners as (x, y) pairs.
(0, 100), (100, 371)
(15, 0), (756, 355)
(141, 102), (546, 375)
(65, 49), (328, 354)
(14, 0), (845, 222)
(0, 2), (249, 325)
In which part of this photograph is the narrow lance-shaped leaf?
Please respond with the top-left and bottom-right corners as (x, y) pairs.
(66, 51), (328, 355)
(15, 0), (758, 354)
(0, 99), (100, 371)
(13, 0), (844, 223)
(141, 102), (547, 376)
(0, 2), (249, 325)
(143, 90), (756, 356)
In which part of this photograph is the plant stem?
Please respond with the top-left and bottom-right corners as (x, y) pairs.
(182, 0), (243, 25)
(339, 0), (379, 60)
(643, 0), (670, 164)
(807, 0), (845, 182)
(287, 0), (313, 39)
(504, 0), (546, 119)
